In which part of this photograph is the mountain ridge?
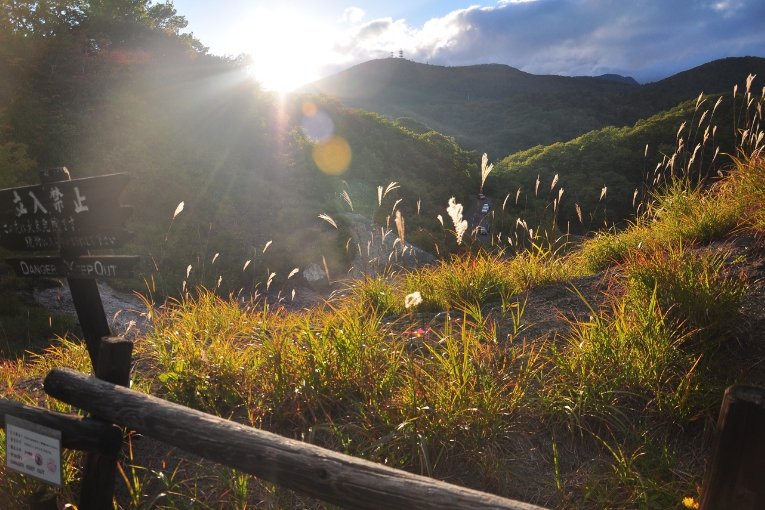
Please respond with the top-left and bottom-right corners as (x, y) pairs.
(304, 56), (765, 158)
(594, 73), (639, 85)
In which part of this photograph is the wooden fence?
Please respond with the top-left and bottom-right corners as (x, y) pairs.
(42, 367), (546, 510)
(699, 385), (765, 509)
(2, 362), (765, 508)
(0, 364), (545, 510)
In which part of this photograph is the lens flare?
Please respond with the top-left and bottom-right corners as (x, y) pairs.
(301, 103), (335, 143)
(313, 136), (352, 175)
(302, 101), (318, 116)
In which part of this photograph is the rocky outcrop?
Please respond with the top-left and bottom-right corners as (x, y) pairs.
(33, 281), (149, 338)
(340, 213), (437, 278)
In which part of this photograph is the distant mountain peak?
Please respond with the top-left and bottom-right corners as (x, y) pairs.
(595, 73), (639, 85)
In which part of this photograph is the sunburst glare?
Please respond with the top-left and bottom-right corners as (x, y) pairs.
(245, 7), (335, 92)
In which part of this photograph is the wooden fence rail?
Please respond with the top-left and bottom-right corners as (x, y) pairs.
(0, 398), (121, 453)
(44, 367), (547, 510)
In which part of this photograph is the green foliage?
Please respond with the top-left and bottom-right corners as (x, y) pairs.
(141, 289), (543, 485)
(576, 180), (742, 273)
(2, 0), (201, 49)
(538, 238), (748, 508)
(401, 249), (573, 312)
(354, 275), (397, 315)
(0, 142), (36, 187)
(649, 181), (741, 243)
(491, 95), (739, 236)
(577, 224), (648, 272)
(545, 289), (710, 428)
(625, 244), (746, 346)
(147, 291), (265, 414)
(308, 56), (765, 159)
(388, 309), (541, 476)
(395, 116), (431, 134)
(0, 278), (78, 358)
(723, 155), (765, 235)
(574, 433), (695, 509)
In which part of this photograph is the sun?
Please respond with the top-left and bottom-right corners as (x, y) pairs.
(245, 8), (335, 93)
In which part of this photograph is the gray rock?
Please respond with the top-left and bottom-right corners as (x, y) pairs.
(33, 281), (149, 338)
(340, 213), (437, 278)
(302, 263), (330, 291)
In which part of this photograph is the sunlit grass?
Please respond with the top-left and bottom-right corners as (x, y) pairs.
(624, 243), (746, 346)
(722, 154), (765, 236)
(401, 248), (575, 312)
(544, 288), (709, 429)
(576, 180), (742, 274)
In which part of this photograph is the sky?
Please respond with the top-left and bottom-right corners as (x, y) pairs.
(172, 0), (765, 91)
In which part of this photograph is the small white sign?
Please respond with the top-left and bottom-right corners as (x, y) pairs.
(5, 415), (62, 487)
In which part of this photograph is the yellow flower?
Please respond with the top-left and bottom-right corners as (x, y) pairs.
(682, 496), (699, 509)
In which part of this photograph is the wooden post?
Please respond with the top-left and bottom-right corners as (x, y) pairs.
(44, 368), (547, 510)
(66, 278), (112, 369)
(78, 337), (133, 510)
(94, 336), (134, 385)
(37, 167), (113, 371)
(700, 385), (765, 510)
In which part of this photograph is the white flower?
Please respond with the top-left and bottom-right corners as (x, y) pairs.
(404, 291), (423, 309)
(446, 197), (468, 245)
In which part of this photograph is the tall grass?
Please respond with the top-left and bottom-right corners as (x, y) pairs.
(400, 248), (574, 312)
(624, 243), (746, 346)
(722, 154), (765, 236)
(576, 177), (743, 274)
(543, 289), (703, 428)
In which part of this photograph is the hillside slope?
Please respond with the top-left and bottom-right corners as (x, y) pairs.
(305, 56), (765, 158)
(486, 92), (737, 235)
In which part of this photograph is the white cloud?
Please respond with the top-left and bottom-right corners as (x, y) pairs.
(332, 17), (416, 59)
(712, 0), (744, 11)
(321, 0), (765, 82)
(340, 6), (366, 24)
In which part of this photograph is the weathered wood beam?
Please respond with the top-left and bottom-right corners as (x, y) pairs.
(0, 398), (121, 453)
(700, 385), (765, 510)
(44, 367), (547, 510)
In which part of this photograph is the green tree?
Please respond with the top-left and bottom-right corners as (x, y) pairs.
(0, 142), (35, 187)
(1, 0), (87, 36)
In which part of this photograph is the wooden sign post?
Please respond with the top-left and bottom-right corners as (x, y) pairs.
(700, 385), (765, 510)
(1, 166), (138, 509)
(1, 167), (135, 368)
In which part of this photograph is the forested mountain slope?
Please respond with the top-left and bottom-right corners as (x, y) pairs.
(305, 56), (765, 158)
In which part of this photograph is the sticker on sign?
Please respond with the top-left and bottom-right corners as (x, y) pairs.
(5, 415), (62, 487)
